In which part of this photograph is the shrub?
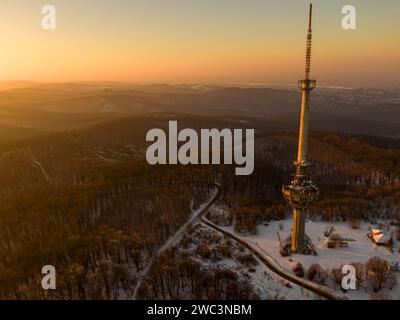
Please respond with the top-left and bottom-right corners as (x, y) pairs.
(292, 262), (305, 278)
(366, 257), (391, 292)
(349, 217), (361, 229)
(236, 253), (258, 267)
(307, 264), (328, 285)
(331, 268), (343, 289)
(195, 243), (211, 259)
(349, 262), (365, 284)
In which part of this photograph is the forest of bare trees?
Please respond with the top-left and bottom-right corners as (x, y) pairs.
(1, 125), (399, 299)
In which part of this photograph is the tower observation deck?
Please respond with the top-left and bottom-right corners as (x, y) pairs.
(282, 3), (319, 254)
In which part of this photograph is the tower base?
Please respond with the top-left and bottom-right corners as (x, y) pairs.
(291, 209), (306, 253)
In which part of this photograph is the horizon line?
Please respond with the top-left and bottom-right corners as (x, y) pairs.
(0, 80), (398, 91)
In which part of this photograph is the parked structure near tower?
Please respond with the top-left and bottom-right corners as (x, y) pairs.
(282, 3), (319, 254)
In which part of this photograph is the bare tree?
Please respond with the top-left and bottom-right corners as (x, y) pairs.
(365, 257), (391, 292)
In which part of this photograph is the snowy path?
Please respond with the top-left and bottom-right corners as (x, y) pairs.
(132, 182), (221, 299)
(31, 158), (52, 183)
(133, 182), (345, 300)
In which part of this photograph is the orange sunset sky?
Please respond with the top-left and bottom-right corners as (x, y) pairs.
(0, 0), (399, 88)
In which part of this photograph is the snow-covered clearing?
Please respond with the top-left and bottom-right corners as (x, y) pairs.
(222, 219), (400, 300)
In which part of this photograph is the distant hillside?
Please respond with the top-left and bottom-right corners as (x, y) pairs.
(0, 82), (398, 146)
(0, 81), (38, 91)
(0, 124), (47, 144)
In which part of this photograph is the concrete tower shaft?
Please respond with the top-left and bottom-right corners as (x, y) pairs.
(297, 80), (316, 163)
(282, 3), (319, 254)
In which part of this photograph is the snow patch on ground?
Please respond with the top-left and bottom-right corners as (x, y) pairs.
(222, 219), (400, 300)
(186, 224), (321, 300)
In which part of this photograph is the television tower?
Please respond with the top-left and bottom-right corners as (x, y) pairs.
(282, 3), (319, 254)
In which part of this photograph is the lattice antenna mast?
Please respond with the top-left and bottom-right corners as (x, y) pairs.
(305, 3), (313, 80)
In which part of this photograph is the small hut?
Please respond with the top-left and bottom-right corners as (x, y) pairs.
(370, 229), (392, 246)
